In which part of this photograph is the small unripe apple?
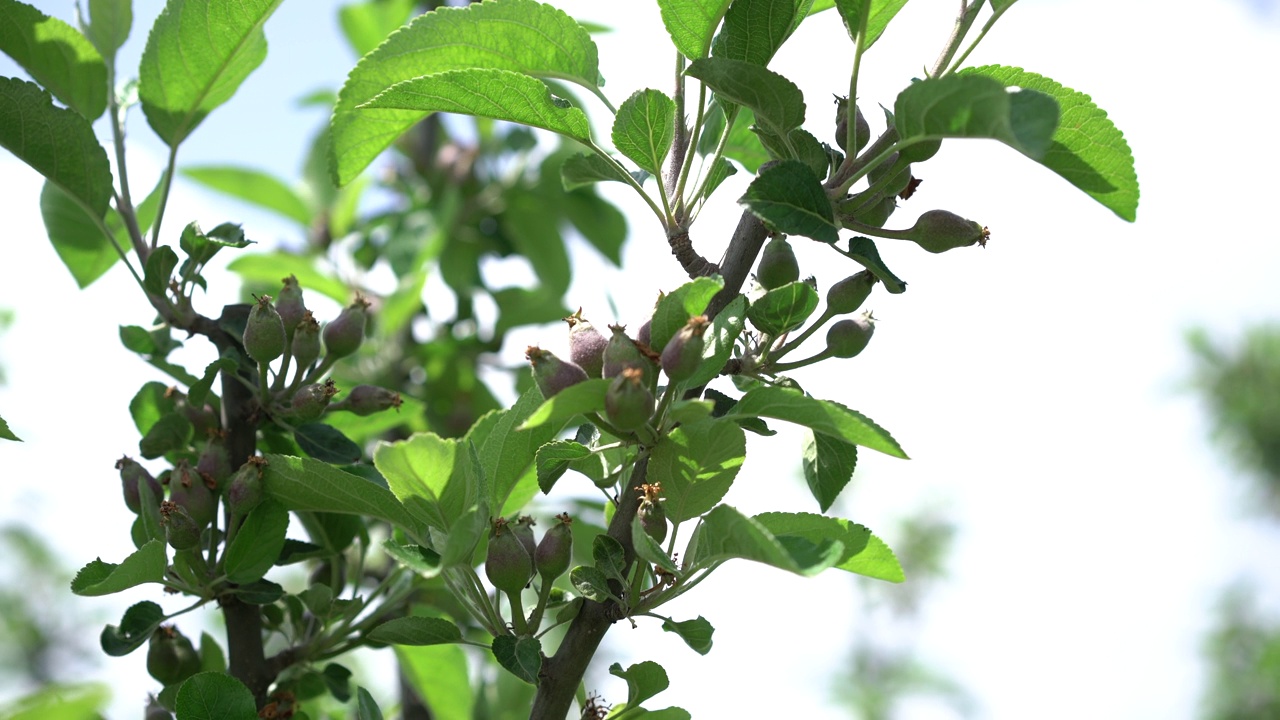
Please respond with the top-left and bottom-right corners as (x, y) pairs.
(660, 315), (709, 383)
(756, 236), (800, 290)
(243, 295), (286, 365)
(825, 312), (876, 358)
(323, 297), (370, 359)
(527, 346), (589, 399)
(906, 209), (987, 253)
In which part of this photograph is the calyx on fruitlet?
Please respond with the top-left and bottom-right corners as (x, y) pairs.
(243, 294), (286, 365)
(536, 513), (573, 581)
(565, 309), (607, 378)
(291, 380), (338, 422)
(160, 501), (201, 551)
(168, 459), (215, 529)
(906, 209), (988, 253)
(291, 312), (321, 371)
(275, 275), (308, 333)
(527, 346), (589, 399)
(146, 625), (201, 686)
(638, 483), (667, 543)
(323, 297), (370, 359)
(117, 456), (162, 514)
(826, 311), (876, 358)
(227, 456), (267, 518)
(756, 236), (800, 290)
(605, 367), (655, 433)
(826, 271), (878, 316)
(485, 517), (534, 595)
(603, 325), (657, 389)
(661, 315), (710, 383)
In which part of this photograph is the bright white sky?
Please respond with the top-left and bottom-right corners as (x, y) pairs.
(2, 1), (1280, 719)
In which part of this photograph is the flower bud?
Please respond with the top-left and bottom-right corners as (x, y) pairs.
(535, 513), (573, 581)
(291, 312), (321, 372)
(168, 459), (215, 529)
(323, 297), (370, 360)
(485, 517), (534, 595)
(605, 367), (654, 433)
(826, 312), (875, 358)
(117, 456), (162, 514)
(526, 346), (589, 399)
(336, 385), (402, 416)
(243, 295), (286, 365)
(566, 309), (607, 378)
(906, 209), (988, 253)
(290, 380), (338, 422)
(160, 501), (201, 551)
(275, 275), (308, 333)
(826, 271), (877, 316)
(227, 456), (268, 518)
(756, 236), (799, 290)
(147, 625), (201, 686)
(660, 315), (709, 383)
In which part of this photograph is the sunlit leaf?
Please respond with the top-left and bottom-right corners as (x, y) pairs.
(0, 0), (107, 118)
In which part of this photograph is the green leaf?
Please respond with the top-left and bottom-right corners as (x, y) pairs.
(569, 565), (613, 602)
(747, 280), (819, 336)
(802, 429), (857, 512)
(330, 0), (602, 185)
(610, 660), (669, 708)
(720, 106), (771, 173)
(962, 65), (1138, 221)
(338, 0), (415, 58)
(831, 0), (908, 49)
(0, 0), (107, 118)
(226, 252), (350, 304)
(739, 160), (838, 242)
(199, 632), (226, 673)
(359, 68), (592, 145)
(560, 152), (633, 190)
(129, 381), (173, 435)
(0, 413), (19, 441)
(690, 504), (843, 575)
(70, 539), (167, 596)
(517, 378), (610, 431)
(729, 386), (906, 458)
(440, 503), (487, 567)
(138, 0), (284, 146)
(699, 156), (737, 201)
(535, 440), (592, 494)
(397, 645), (474, 719)
(894, 73), (1059, 160)
(368, 616), (463, 646)
(356, 687), (384, 720)
(649, 418), (746, 523)
(38, 180), (129, 288)
(232, 579), (284, 604)
(467, 385), (561, 511)
(0, 77), (112, 215)
(223, 498), (289, 584)
(632, 516), (679, 574)
(712, 0), (799, 66)
(492, 286), (572, 336)
(685, 58), (804, 138)
(293, 423), (362, 465)
(501, 187), (570, 294)
(187, 354), (235, 407)
(174, 672), (257, 720)
(845, 236), (905, 293)
(656, 0), (732, 59)
(182, 166), (312, 226)
(0, 682), (110, 719)
(613, 89), (675, 176)
(85, 0), (132, 61)
(754, 511), (903, 581)
(649, 276), (723, 356)
(491, 635), (542, 685)
(382, 539), (443, 578)
(143, 245), (177, 295)
(138, 411), (193, 459)
(661, 616), (714, 654)
(592, 534), (627, 582)
(100, 600), (163, 656)
(373, 432), (476, 532)
(685, 293), (747, 388)
(262, 454), (423, 534)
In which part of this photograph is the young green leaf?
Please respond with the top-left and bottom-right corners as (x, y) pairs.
(468, 386), (562, 510)
(293, 423), (363, 465)
(648, 418), (746, 523)
(338, 0), (415, 58)
(71, 540), (167, 596)
(656, 0), (733, 59)
(894, 73), (1059, 160)
(828, 0), (908, 49)
(223, 499), (289, 584)
(85, 0), (132, 61)
(739, 160), (839, 243)
(801, 429), (857, 512)
(138, 411), (193, 459)
(844, 236), (906, 293)
(711, 0), (799, 67)
(517, 378), (610, 431)
(569, 565), (614, 602)
(631, 516), (679, 573)
(440, 503), (488, 567)
(373, 433), (473, 532)
(138, 0), (285, 146)
(368, 616), (463, 646)
(501, 188), (571, 294)
(685, 293), (746, 388)
(181, 166), (312, 226)
(747, 280), (820, 336)
(609, 660), (670, 708)
(0, 77), (112, 216)
(962, 65), (1139, 221)
(649, 276), (723, 355)
(754, 511), (903, 581)
(560, 152), (634, 190)
(39, 181), (128, 289)
(491, 635), (542, 685)
(612, 89), (676, 176)
(0, 413), (18, 441)
(174, 672), (257, 720)
(698, 156), (738, 201)
(198, 632), (226, 673)
(359, 68), (592, 146)
(661, 616), (714, 655)
(100, 600), (164, 656)
(142, 245), (177, 295)
(382, 539), (444, 579)
(688, 504), (843, 576)
(685, 58), (805, 138)
(592, 534), (627, 583)
(262, 454), (424, 534)
(727, 386), (907, 458)
(397, 645), (475, 718)
(535, 440), (592, 493)
(226, 252), (350, 304)
(356, 687), (384, 720)
(0, 0), (108, 119)
(330, 0), (602, 185)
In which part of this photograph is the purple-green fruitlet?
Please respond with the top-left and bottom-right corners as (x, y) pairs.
(116, 456), (161, 514)
(661, 315), (709, 383)
(834, 96), (870, 154)
(323, 297), (370, 359)
(603, 325), (657, 388)
(757, 236), (800, 290)
(605, 367), (655, 432)
(639, 483), (668, 544)
(527, 346), (589, 398)
(827, 271), (877, 315)
(291, 312), (321, 371)
(566, 309), (608, 378)
(485, 517), (534, 594)
(168, 459), (215, 529)
(160, 501), (201, 551)
(275, 275), (307, 333)
(291, 380), (338, 422)
(146, 625), (201, 686)
(227, 456), (267, 518)
(338, 385), (402, 415)
(907, 209), (988, 253)
(826, 312), (876, 358)
(243, 294), (286, 365)
(513, 515), (537, 559)
(196, 438), (231, 491)
(536, 513), (574, 581)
